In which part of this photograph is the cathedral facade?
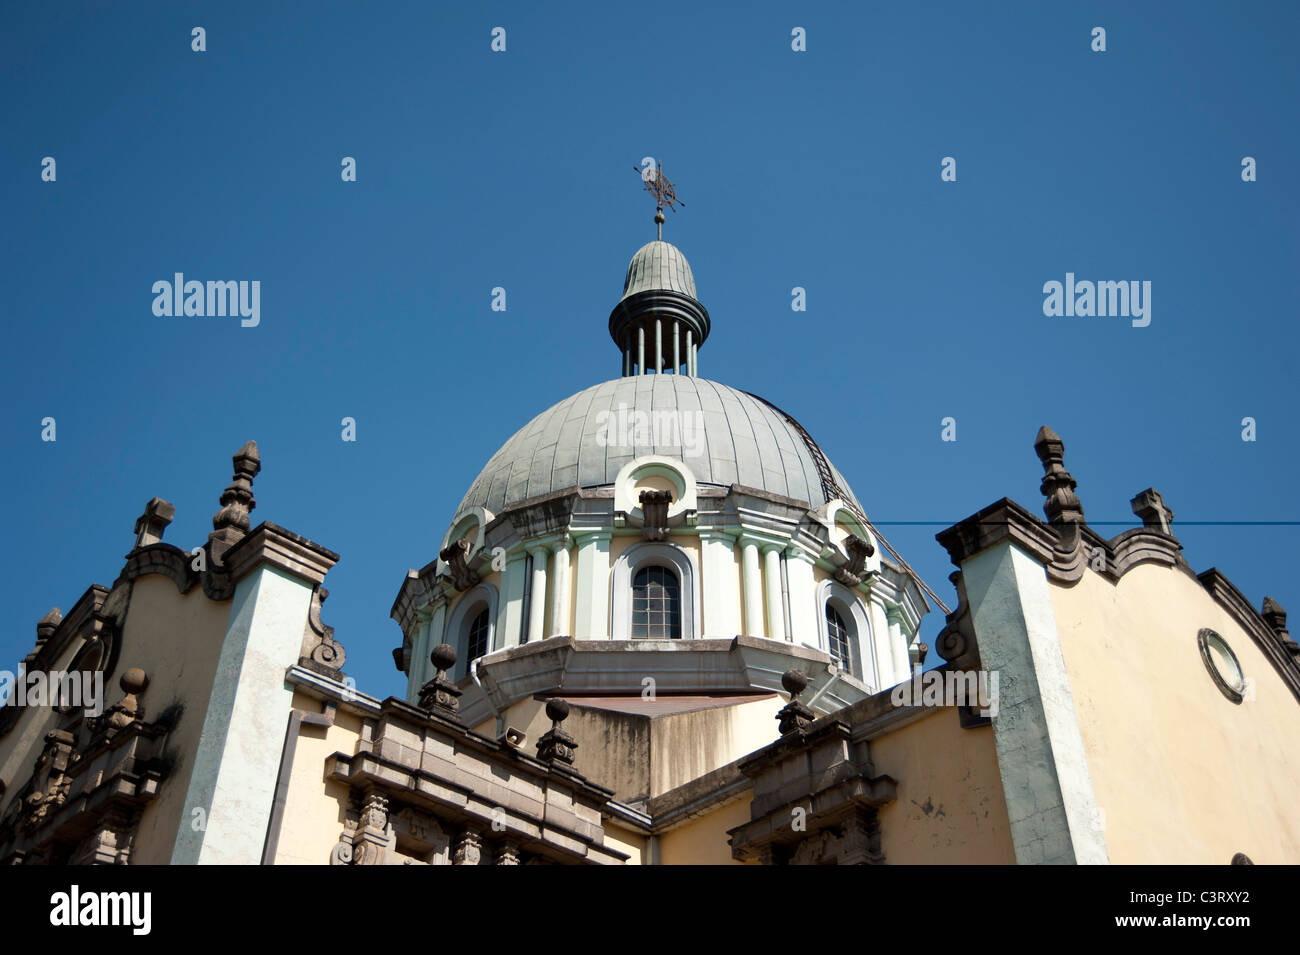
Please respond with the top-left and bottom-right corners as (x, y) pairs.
(2, 227), (1297, 865)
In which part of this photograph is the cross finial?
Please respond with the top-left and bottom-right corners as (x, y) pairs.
(635, 162), (683, 240)
(1131, 488), (1174, 535)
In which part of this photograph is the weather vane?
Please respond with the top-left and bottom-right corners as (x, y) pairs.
(634, 161), (683, 241)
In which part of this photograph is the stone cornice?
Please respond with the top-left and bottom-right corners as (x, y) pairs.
(323, 694), (627, 865)
(21, 585), (108, 673)
(936, 497), (1060, 568)
(455, 634), (874, 728)
(116, 543), (196, 595)
(221, 521), (339, 587)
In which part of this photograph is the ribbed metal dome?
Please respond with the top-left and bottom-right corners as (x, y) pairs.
(620, 241), (698, 301)
(456, 376), (864, 517)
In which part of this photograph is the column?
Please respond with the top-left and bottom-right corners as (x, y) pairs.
(886, 608), (907, 687)
(405, 613), (431, 701)
(573, 531), (612, 638)
(673, 321), (680, 374)
(784, 549), (818, 647)
(637, 323), (645, 375)
(654, 318), (663, 374)
(685, 330), (694, 377)
(526, 544), (548, 642)
(498, 550), (528, 649)
(551, 538), (571, 636)
(740, 538), (763, 637)
(867, 597), (894, 687)
(762, 545), (786, 640)
(699, 529), (740, 637)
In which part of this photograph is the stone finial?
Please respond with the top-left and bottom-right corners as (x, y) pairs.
(536, 699), (577, 765)
(639, 489), (673, 541)
(35, 608), (62, 650)
(834, 535), (876, 587)
(1262, 597), (1299, 658)
(1131, 488), (1174, 535)
(776, 668), (814, 736)
(209, 441), (261, 562)
(1034, 426), (1084, 527)
(439, 538), (481, 592)
(100, 668), (149, 738)
(418, 643), (463, 717)
(132, 497), (176, 549)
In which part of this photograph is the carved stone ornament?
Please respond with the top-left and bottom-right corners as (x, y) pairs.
(776, 668), (814, 736)
(418, 644), (463, 719)
(439, 538), (481, 591)
(300, 586), (347, 676)
(536, 699), (577, 765)
(834, 535), (876, 588)
(208, 441), (261, 564)
(1034, 425), (1085, 528)
(639, 489), (673, 541)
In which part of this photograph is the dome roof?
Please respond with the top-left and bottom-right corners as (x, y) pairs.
(456, 376), (864, 517)
(620, 241), (697, 301)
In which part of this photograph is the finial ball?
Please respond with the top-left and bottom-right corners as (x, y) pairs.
(781, 668), (809, 697)
(545, 699), (570, 724)
(430, 643), (457, 672)
(120, 667), (149, 695)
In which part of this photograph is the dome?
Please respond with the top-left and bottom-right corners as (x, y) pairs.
(456, 376), (864, 517)
(620, 241), (698, 301)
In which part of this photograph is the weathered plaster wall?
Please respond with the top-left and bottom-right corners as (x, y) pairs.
(0, 575), (231, 864)
(649, 697), (783, 797)
(871, 709), (1016, 864)
(120, 576), (234, 863)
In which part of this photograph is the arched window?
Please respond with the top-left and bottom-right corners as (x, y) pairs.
(631, 565), (682, 639)
(466, 608), (490, 664)
(825, 604), (852, 672)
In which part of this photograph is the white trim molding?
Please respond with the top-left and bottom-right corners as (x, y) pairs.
(816, 579), (877, 689)
(613, 455), (699, 520)
(445, 582), (499, 678)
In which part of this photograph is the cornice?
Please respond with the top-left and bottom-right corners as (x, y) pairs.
(221, 521), (339, 587)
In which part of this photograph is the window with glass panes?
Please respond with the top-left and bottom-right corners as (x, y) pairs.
(631, 565), (682, 639)
(826, 604), (852, 672)
(466, 608), (490, 663)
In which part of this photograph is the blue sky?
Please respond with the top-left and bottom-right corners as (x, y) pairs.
(3, 1), (1296, 700)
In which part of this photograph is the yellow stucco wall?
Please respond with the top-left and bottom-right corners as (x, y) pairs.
(1049, 561), (1300, 864)
(658, 795), (753, 865)
(272, 693), (360, 865)
(871, 709), (1017, 864)
(602, 822), (646, 865)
